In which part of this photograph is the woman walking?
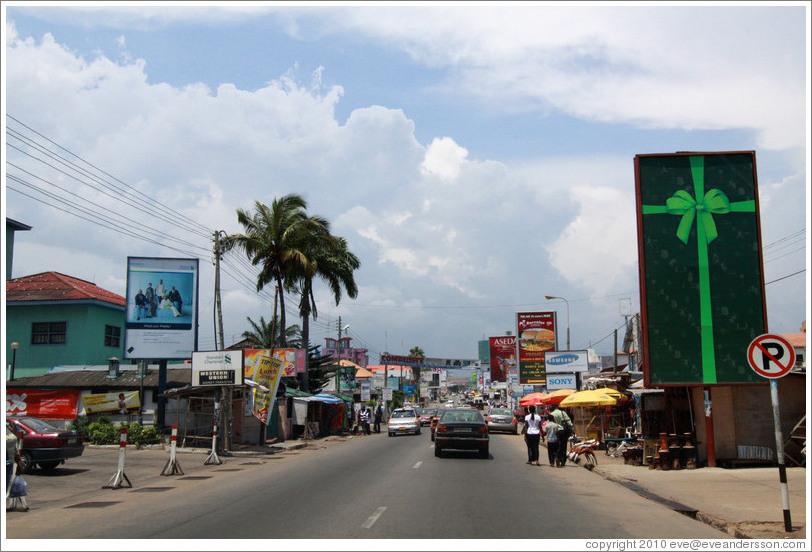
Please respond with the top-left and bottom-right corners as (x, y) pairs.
(522, 405), (543, 465)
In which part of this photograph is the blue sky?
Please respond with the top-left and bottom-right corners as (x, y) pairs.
(3, 3), (809, 365)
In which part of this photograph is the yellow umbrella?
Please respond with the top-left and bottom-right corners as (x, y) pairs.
(559, 389), (618, 408)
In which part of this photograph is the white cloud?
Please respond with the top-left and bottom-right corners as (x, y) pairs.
(421, 137), (468, 182)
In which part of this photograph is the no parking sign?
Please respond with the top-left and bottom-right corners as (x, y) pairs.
(746, 333), (797, 533)
(747, 334), (796, 379)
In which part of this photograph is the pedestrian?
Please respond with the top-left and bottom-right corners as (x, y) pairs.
(550, 404), (574, 466)
(544, 414), (563, 466)
(522, 404), (543, 466)
(374, 405), (383, 433)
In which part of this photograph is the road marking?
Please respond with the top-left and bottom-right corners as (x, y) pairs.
(413, 461), (422, 469)
(362, 506), (387, 529)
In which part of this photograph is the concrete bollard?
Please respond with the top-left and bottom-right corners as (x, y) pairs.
(103, 427), (132, 489)
(161, 424), (184, 476)
(204, 423), (222, 465)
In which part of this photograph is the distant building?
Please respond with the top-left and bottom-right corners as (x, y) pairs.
(322, 337), (368, 367)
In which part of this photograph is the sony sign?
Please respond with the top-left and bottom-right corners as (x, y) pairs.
(544, 350), (589, 373)
(546, 373), (577, 391)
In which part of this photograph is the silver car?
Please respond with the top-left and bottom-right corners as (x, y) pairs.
(486, 407), (518, 434)
(388, 408), (421, 436)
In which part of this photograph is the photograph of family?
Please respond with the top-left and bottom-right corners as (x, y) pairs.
(127, 274), (194, 324)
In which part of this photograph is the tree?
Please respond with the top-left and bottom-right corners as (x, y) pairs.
(227, 194), (331, 350)
(290, 234), (360, 391)
(240, 315), (300, 349)
(408, 346), (426, 402)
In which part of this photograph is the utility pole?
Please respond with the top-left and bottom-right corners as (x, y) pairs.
(334, 316), (343, 392)
(213, 230), (231, 451)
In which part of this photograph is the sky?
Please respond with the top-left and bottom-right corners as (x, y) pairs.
(2, 2), (809, 365)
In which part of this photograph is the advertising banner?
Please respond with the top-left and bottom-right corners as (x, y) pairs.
(80, 391), (141, 414)
(7, 389), (81, 419)
(439, 369), (447, 389)
(192, 350), (244, 386)
(124, 257), (199, 359)
(383, 387), (393, 401)
(339, 366), (356, 391)
(488, 336), (516, 382)
(244, 348), (304, 379)
(516, 311), (557, 384)
(360, 380), (371, 402)
(252, 354), (284, 424)
(546, 373), (577, 391)
(544, 350), (589, 374)
(635, 152), (766, 385)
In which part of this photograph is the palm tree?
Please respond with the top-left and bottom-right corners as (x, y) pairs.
(241, 315), (301, 349)
(227, 194), (331, 349)
(290, 234), (360, 391)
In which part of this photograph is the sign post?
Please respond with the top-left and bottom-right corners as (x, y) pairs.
(747, 333), (796, 533)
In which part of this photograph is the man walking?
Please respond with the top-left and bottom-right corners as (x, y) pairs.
(360, 406), (371, 435)
(550, 404), (574, 466)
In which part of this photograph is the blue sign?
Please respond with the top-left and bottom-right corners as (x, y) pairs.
(403, 384), (416, 395)
(544, 350), (589, 373)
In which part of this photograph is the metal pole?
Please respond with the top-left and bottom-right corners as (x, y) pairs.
(10, 343), (18, 380)
(770, 379), (793, 532)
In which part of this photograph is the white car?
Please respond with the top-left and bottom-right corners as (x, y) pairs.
(388, 408), (421, 436)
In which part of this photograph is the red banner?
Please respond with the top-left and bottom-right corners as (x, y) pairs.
(489, 336), (516, 382)
(6, 388), (81, 419)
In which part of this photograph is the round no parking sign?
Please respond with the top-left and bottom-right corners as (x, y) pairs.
(747, 334), (796, 379)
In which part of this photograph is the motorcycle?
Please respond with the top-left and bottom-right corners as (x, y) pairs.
(567, 438), (600, 470)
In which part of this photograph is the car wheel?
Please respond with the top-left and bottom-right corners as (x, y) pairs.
(19, 452), (34, 474)
(38, 460), (61, 471)
(434, 446), (442, 457)
(513, 427), (518, 435)
(388, 432), (393, 437)
(479, 447), (489, 459)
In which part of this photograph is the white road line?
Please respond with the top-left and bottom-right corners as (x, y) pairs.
(413, 461), (422, 469)
(362, 506), (387, 529)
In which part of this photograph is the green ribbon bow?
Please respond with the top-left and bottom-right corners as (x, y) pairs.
(641, 156), (755, 384)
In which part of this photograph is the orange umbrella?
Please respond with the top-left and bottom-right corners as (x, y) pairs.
(541, 388), (576, 405)
(519, 392), (548, 406)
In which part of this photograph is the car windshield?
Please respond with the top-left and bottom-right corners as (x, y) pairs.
(17, 417), (61, 433)
(423, 409), (437, 416)
(490, 408), (512, 415)
(440, 410), (484, 423)
(392, 410), (416, 418)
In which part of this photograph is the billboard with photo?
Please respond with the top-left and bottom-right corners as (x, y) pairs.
(635, 152), (766, 385)
(124, 257), (199, 359)
(516, 311), (557, 384)
(488, 336), (516, 382)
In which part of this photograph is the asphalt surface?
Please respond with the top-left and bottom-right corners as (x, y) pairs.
(5, 430), (730, 542)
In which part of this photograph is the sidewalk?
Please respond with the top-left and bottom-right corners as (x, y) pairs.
(558, 443), (807, 540)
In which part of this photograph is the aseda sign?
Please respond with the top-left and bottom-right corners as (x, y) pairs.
(544, 350), (589, 373)
(747, 334), (796, 379)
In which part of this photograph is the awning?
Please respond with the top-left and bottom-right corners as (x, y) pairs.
(312, 393), (343, 404)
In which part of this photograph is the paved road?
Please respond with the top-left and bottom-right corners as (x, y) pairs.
(6, 432), (729, 540)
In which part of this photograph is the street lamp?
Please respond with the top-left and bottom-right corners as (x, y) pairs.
(10, 342), (19, 380)
(545, 295), (570, 351)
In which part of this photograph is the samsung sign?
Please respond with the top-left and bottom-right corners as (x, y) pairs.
(544, 350), (589, 373)
(546, 373), (577, 390)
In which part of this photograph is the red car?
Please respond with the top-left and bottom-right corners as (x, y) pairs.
(419, 408), (438, 427)
(7, 417), (84, 473)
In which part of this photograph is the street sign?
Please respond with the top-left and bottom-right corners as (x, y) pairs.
(747, 334), (796, 379)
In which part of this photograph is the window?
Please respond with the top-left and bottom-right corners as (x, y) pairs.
(31, 321), (66, 345)
(105, 325), (121, 347)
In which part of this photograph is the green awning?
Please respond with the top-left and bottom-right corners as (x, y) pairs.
(284, 388), (312, 397)
(330, 393), (354, 402)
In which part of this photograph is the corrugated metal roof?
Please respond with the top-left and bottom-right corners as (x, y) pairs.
(6, 368), (191, 389)
(6, 271), (126, 306)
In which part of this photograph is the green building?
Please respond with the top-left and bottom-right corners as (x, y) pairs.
(6, 271), (127, 379)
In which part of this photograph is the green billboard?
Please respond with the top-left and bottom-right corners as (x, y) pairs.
(635, 151), (767, 386)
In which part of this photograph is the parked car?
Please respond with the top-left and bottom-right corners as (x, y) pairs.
(434, 408), (489, 458)
(7, 417), (84, 473)
(486, 407), (518, 434)
(419, 408), (438, 426)
(388, 408), (421, 436)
